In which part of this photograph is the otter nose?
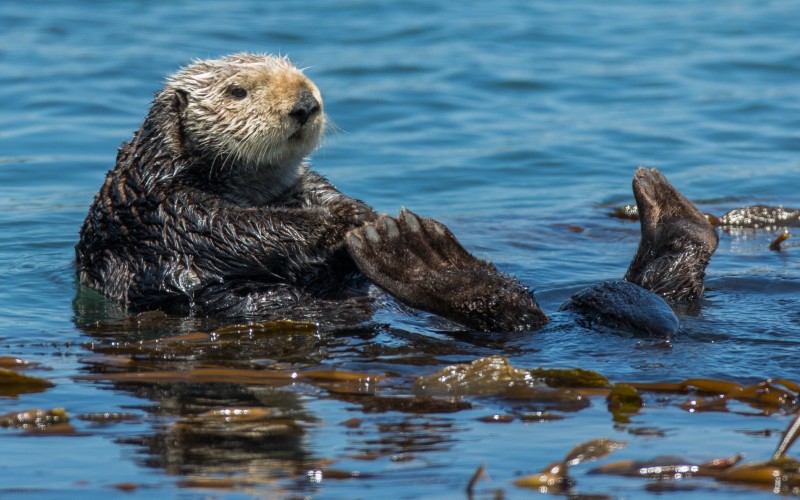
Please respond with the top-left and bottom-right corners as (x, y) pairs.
(289, 89), (321, 126)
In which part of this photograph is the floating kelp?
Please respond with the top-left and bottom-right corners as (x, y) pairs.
(514, 438), (625, 492)
(78, 412), (142, 425)
(519, 411), (565, 423)
(726, 380), (797, 411)
(529, 367), (612, 389)
(0, 368), (54, 397)
(412, 356), (592, 413)
(68, 335), (800, 497)
(76, 365), (383, 391)
(513, 461), (573, 491)
(625, 377), (799, 414)
(607, 384), (643, 423)
(0, 357), (41, 370)
(414, 355), (607, 396)
(589, 453), (744, 479)
(77, 367), (294, 386)
(151, 331), (212, 344)
(584, 403), (800, 494)
(514, 436), (800, 493)
(716, 463), (785, 487)
(477, 414), (515, 423)
(0, 408), (69, 431)
(718, 205), (800, 230)
(584, 452), (800, 497)
(509, 373), (800, 494)
(610, 204), (640, 221)
(564, 438), (627, 466)
(590, 453), (800, 491)
(770, 230), (791, 251)
(413, 356), (533, 397)
(307, 468), (367, 481)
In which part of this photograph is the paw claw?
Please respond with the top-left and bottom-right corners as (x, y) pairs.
(402, 210), (421, 232)
(364, 225), (381, 243)
(346, 233), (364, 250)
(382, 217), (399, 238)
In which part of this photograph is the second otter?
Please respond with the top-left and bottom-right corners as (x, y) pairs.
(76, 53), (717, 334)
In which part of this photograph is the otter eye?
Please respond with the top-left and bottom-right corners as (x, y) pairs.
(229, 86), (248, 99)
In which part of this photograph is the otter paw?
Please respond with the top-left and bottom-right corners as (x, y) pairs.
(331, 200), (379, 228)
(345, 209), (479, 292)
(351, 200), (379, 225)
(625, 167), (719, 304)
(345, 209), (546, 332)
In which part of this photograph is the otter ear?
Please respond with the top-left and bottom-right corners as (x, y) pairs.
(172, 88), (189, 112)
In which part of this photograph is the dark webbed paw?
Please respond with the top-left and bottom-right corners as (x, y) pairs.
(345, 209), (547, 332)
(323, 200), (379, 249)
(346, 208), (478, 284)
(624, 167), (719, 304)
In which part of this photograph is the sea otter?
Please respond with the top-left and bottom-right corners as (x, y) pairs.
(76, 53), (718, 335)
(76, 53), (376, 318)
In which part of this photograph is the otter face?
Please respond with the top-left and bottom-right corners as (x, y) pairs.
(167, 53), (325, 173)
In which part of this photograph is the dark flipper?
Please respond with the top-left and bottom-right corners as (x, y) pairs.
(345, 209), (548, 333)
(624, 167), (719, 304)
(559, 280), (679, 339)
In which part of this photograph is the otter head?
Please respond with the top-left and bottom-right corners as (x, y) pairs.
(162, 53), (325, 198)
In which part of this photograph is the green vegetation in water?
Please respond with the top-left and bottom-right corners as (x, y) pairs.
(213, 319), (318, 337)
(514, 437), (626, 492)
(529, 367), (612, 388)
(0, 357), (40, 370)
(54, 333), (800, 496)
(607, 383), (643, 423)
(516, 410), (800, 495)
(0, 367), (54, 397)
(770, 230), (791, 251)
(0, 408), (69, 432)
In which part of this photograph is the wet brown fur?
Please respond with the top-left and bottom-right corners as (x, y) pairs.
(624, 167), (719, 303)
(76, 53), (375, 317)
(76, 53), (716, 332)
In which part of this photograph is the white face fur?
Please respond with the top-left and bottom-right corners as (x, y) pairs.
(167, 53), (326, 176)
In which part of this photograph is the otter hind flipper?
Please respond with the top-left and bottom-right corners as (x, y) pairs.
(624, 167), (719, 304)
(559, 280), (679, 339)
(345, 209), (548, 333)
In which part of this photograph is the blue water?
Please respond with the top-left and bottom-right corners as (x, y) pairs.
(2, 1), (800, 498)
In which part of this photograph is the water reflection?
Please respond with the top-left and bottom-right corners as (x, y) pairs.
(70, 285), (480, 492)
